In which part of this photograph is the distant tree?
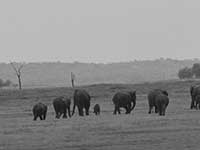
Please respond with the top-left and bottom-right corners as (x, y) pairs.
(192, 63), (200, 78)
(10, 62), (24, 90)
(3, 79), (12, 87)
(0, 79), (12, 88)
(178, 67), (193, 79)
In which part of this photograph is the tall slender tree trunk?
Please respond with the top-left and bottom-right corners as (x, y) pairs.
(71, 79), (74, 88)
(17, 75), (22, 90)
(71, 72), (75, 88)
(10, 62), (24, 91)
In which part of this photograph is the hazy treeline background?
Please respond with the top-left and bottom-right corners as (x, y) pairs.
(1, 58), (200, 88)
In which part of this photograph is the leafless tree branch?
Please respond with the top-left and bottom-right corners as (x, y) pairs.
(10, 62), (24, 90)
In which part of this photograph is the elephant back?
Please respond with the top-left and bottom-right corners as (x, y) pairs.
(155, 93), (169, 106)
(53, 97), (66, 112)
(73, 89), (91, 105)
(191, 85), (200, 97)
(148, 89), (168, 106)
(33, 103), (47, 115)
(112, 92), (132, 105)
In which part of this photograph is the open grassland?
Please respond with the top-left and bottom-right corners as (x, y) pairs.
(1, 80), (200, 150)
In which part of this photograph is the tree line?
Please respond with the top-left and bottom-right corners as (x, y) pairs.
(178, 63), (200, 79)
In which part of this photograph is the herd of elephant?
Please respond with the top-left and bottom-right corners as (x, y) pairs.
(32, 84), (200, 121)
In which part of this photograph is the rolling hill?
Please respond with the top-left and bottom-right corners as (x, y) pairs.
(0, 58), (199, 88)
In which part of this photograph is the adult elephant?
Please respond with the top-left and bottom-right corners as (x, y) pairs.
(190, 85), (200, 109)
(32, 102), (47, 121)
(148, 89), (168, 114)
(112, 91), (136, 115)
(72, 89), (91, 116)
(53, 96), (71, 119)
(155, 93), (169, 116)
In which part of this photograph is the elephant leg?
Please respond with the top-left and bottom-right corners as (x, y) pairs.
(33, 115), (37, 121)
(162, 107), (166, 116)
(57, 112), (62, 119)
(125, 106), (128, 114)
(67, 107), (71, 118)
(126, 103), (131, 114)
(43, 111), (47, 120)
(148, 106), (153, 114)
(113, 105), (118, 115)
(56, 112), (60, 119)
(155, 106), (158, 113)
(63, 109), (67, 118)
(78, 107), (84, 116)
(117, 108), (121, 114)
(159, 110), (162, 116)
(85, 102), (90, 116)
(39, 115), (43, 120)
(125, 106), (130, 114)
(72, 104), (76, 116)
(190, 98), (195, 109)
(160, 104), (166, 116)
(158, 106), (162, 116)
(194, 101), (198, 109)
(85, 110), (89, 116)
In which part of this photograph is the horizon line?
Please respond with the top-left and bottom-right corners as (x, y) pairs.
(1, 57), (200, 64)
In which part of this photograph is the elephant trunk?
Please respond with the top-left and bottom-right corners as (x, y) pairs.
(130, 100), (136, 111)
(129, 91), (136, 112)
(71, 104), (76, 116)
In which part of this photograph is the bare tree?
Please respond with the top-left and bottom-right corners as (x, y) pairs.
(71, 72), (76, 88)
(10, 62), (24, 90)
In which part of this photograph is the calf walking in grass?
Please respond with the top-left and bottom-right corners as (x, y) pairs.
(93, 104), (100, 115)
(32, 102), (47, 121)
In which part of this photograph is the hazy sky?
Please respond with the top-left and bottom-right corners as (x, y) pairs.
(0, 0), (200, 63)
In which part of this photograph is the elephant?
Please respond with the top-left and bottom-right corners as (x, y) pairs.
(155, 93), (169, 116)
(72, 89), (91, 116)
(190, 85), (200, 109)
(53, 96), (71, 119)
(112, 91), (136, 115)
(32, 102), (47, 121)
(194, 95), (200, 110)
(148, 89), (168, 114)
(93, 104), (100, 115)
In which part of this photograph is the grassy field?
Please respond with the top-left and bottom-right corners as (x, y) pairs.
(1, 80), (200, 150)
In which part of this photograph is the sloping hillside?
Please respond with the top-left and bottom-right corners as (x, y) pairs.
(0, 59), (199, 88)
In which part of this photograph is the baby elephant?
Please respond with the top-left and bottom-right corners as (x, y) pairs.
(53, 96), (71, 119)
(93, 104), (100, 115)
(32, 102), (48, 121)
